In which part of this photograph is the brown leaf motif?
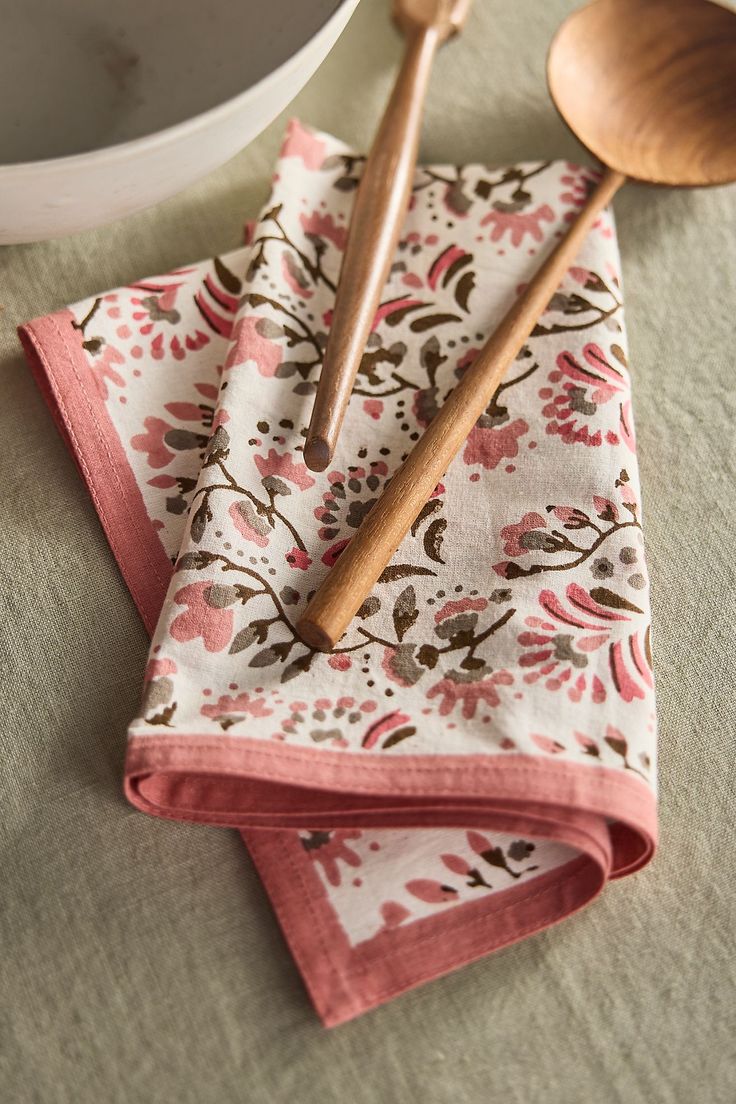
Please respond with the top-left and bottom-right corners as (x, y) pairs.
(392, 586), (419, 643)
(381, 726), (417, 749)
(423, 517), (446, 564)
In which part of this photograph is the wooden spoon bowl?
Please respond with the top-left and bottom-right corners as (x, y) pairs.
(548, 0), (736, 187)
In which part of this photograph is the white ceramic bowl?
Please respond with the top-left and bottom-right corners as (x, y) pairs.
(0, 0), (358, 244)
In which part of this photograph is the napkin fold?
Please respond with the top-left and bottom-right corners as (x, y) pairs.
(20, 120), (657, 1027)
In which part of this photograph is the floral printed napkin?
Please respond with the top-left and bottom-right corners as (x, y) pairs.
(20, 121), (657, 1027)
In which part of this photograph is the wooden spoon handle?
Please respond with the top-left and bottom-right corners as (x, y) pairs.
(303, 26), (440, 472)
(297, 167), (626, 650)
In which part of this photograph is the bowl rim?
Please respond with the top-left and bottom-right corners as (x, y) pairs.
(0, 0), (356, 176)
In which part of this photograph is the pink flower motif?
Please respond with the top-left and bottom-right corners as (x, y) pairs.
(380, 647), (418, 689)
(435, 597), (488, 623)
(328, 654), (351, 671)
(322, 539), (350, 566)
(195, 382), (219, 401)
(550, 505), (588, 525)
(225, 315), (283, 376)
(441, 853), (473, 876)
(610, 637), (650, 702)
(361, 711), (410, 749)
(300, 210), (348, 251)
(592, 496), (619, 522)
(541, 584), (631, 628)
(363, 398), (383, 420)
(254, 449), (315, 490)
(427, 245), (470, 290)
(380, 901), (411, 928)
(131, 417), (175, 469)
(89, 344), (126, 399)
(279, 118), (327, 170)
(127, 281), (214, 360)
(620, 481), (637, 505)
(575, 732), (600, 757)
(619, 399), (636, 454)
(516, 584), (651, 705)
(201, 691), (272, 721)
(542, 344), (629, 447)
(303, 829), (362, 887)
(228, 500), (270, 547)
(405, 880), (458, 904)
(499, 511), (547, 557)
(481, 204), (554, 246)
(281, 252), (313, 299)
(170, 582), (233, 652)
(559, 166), (602, 210)
(531, 733), (566, 754)
(317, 296), (423, 332)
(164, 401), (205, 421)
(557, 344), (626, 405)
(426, 670), (513, 719)
(144, 657), (177, 681)
(463, 418), (528, 469)
(376, 296), (425, 328)
(131, 280), (183, 316)
(467, 830), (492, 855)
(285, 547), (312, 570)
(569, 266), (594, 285)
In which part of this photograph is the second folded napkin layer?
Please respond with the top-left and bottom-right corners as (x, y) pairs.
(21, 121), (657, 1026)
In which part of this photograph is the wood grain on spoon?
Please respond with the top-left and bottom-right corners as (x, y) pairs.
(297, 0), (736, 650)
(548, 0), (736, 187)
(303, 0), (472, 472)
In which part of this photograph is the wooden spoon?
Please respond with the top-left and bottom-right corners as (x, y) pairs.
(297, 0), (736, 651)
(303, 0), (473, 472)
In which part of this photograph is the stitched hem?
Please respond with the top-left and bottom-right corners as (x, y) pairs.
(19, 311), (173, 633)
(125, 734), (656, 877)
(247, 830), (606, 1027)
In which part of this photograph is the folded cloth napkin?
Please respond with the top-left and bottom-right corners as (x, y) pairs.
(20, 120), (657, 1027)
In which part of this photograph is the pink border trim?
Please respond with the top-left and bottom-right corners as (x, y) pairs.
(124, 734), (656, 870)
(21, 305), (658, 1028)
(248, 831), (604, 1026)
(19, 311), (172, 635)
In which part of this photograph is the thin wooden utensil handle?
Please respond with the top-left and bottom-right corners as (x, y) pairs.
(297, 167), (626, 650)
(303, 26), (441, 472)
